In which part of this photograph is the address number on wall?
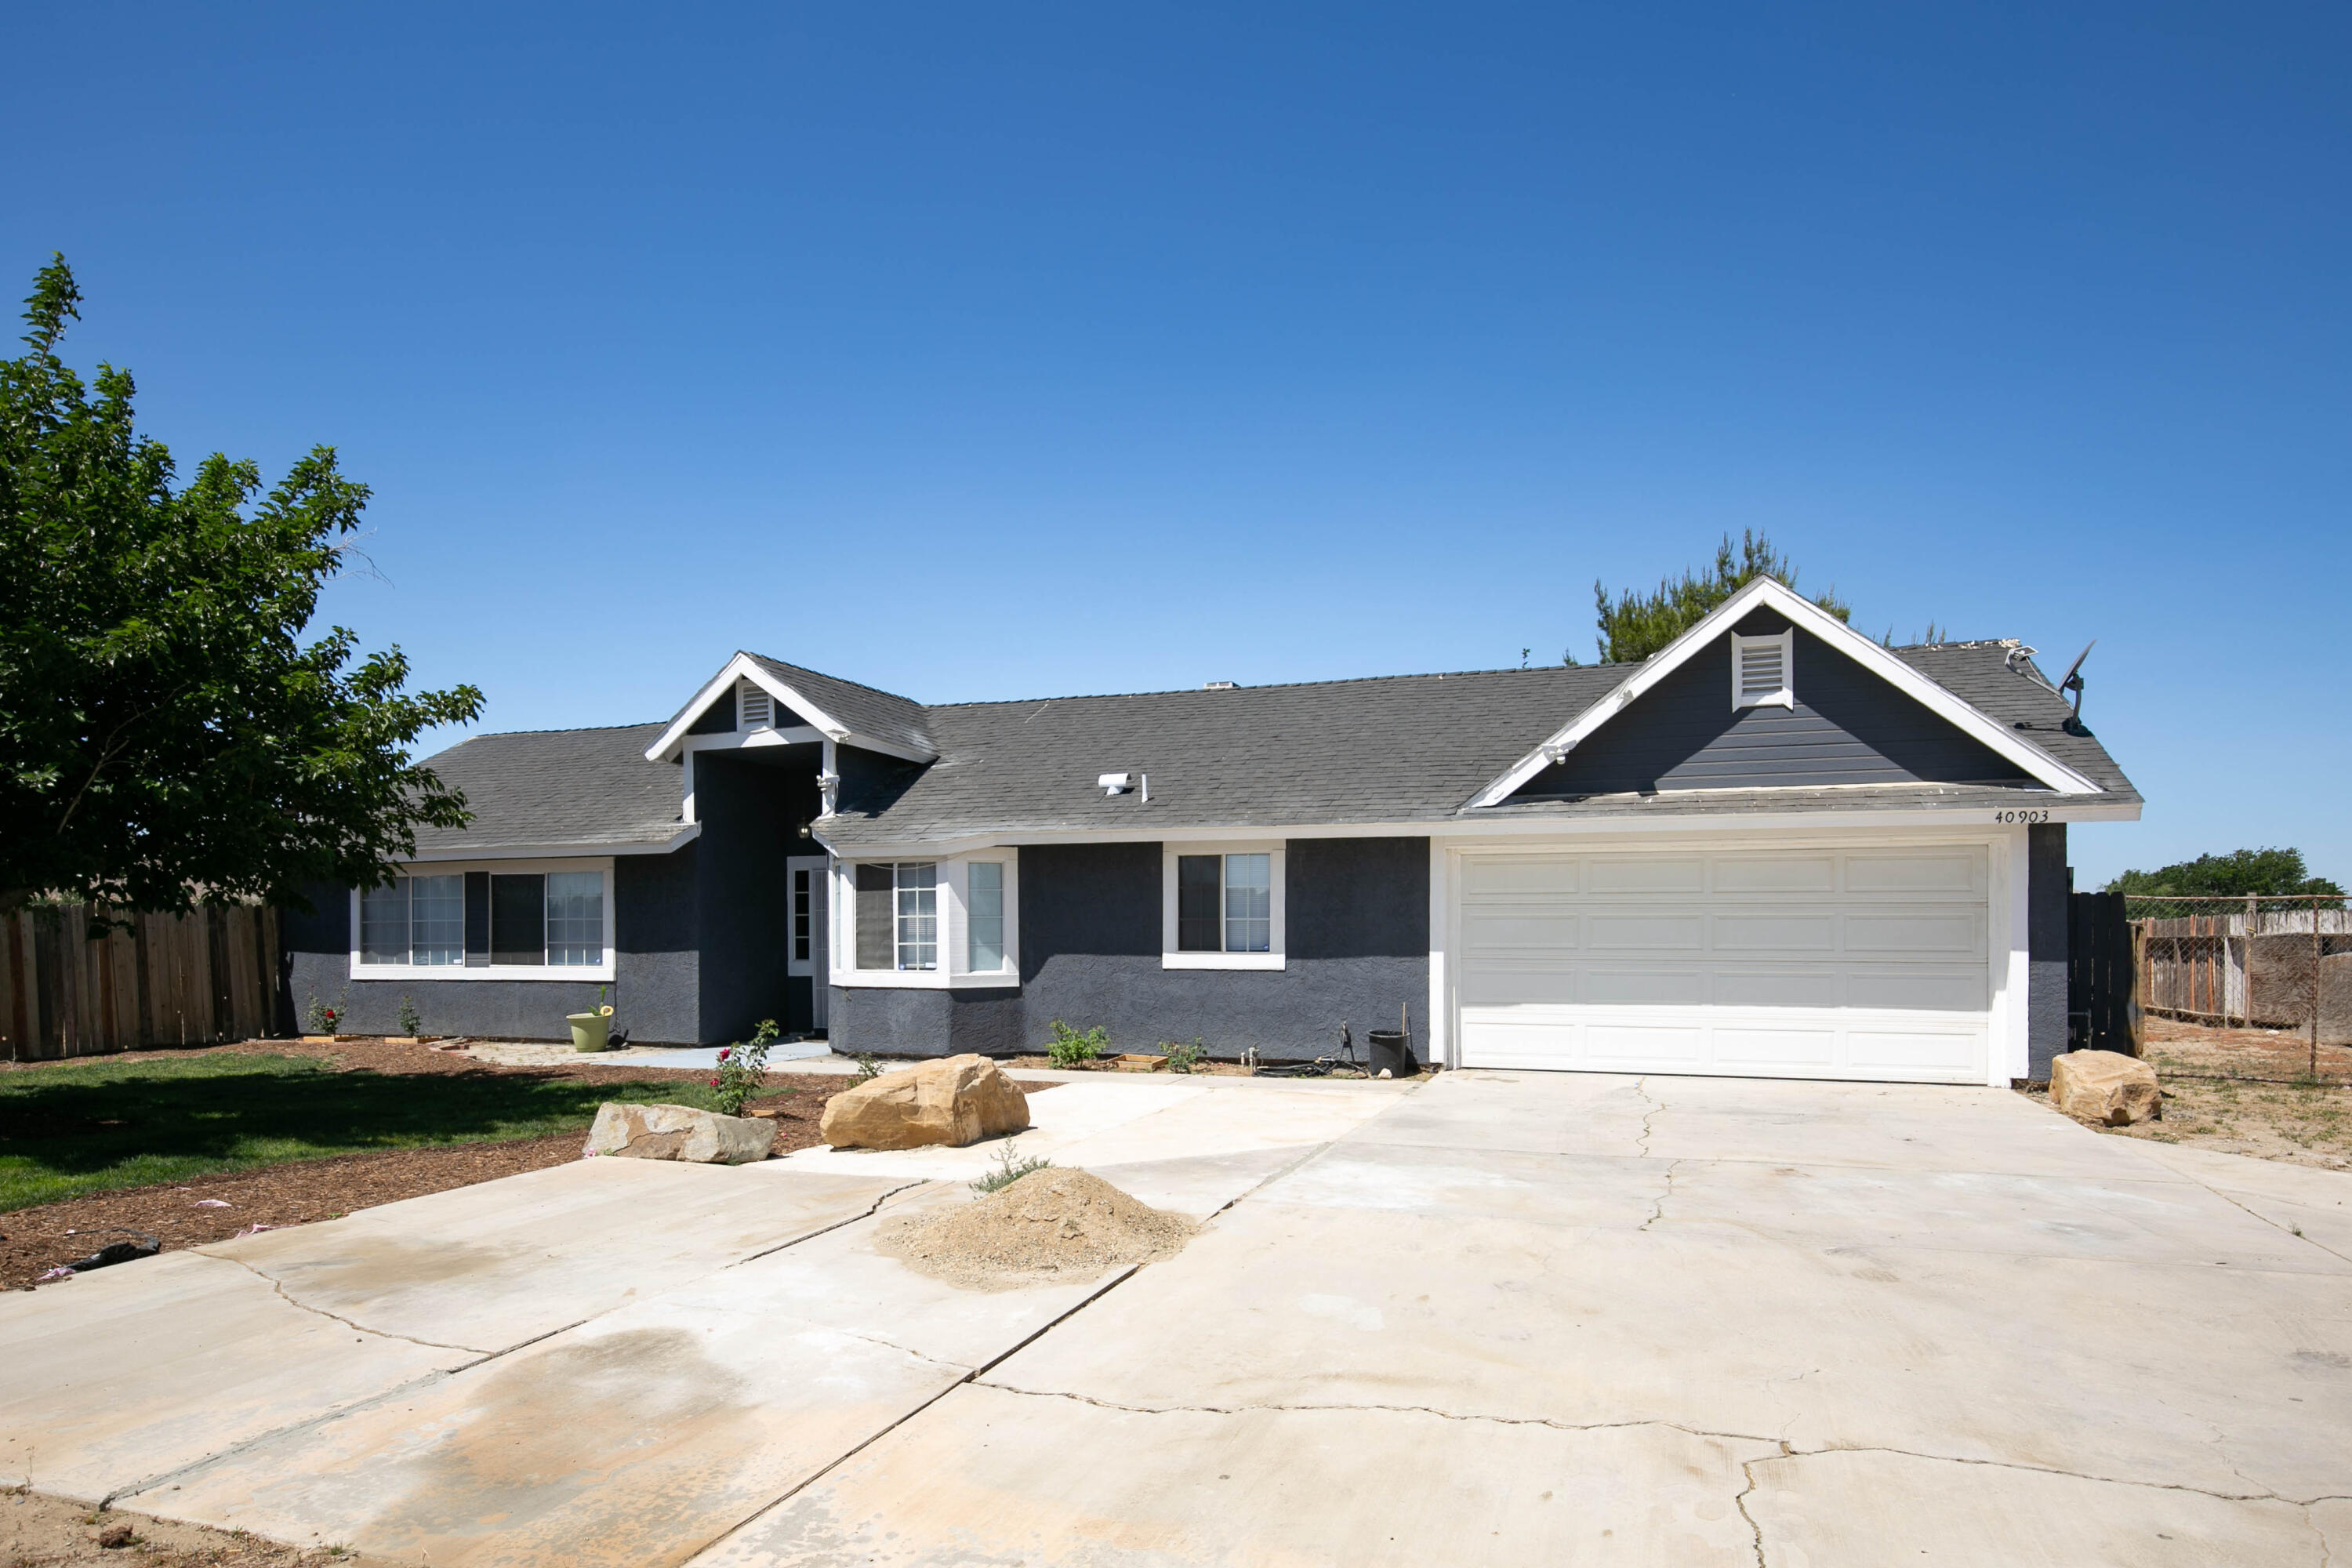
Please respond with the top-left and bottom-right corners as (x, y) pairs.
(1993, 809), (2052, 825)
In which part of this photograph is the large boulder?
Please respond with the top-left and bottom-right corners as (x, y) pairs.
(2049, 1051), (2163, 1126)
(821, 1054), (1030, 1150)
(585, 1102), (777, 1164)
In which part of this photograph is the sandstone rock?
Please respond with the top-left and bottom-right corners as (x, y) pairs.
(2049, 1050), (2162, 1126)
(584, 1102), (776, 1164)
(820, 1054), (1030, 1150)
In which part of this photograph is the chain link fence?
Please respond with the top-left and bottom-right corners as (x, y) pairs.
(2128, 894), (2351, 1083)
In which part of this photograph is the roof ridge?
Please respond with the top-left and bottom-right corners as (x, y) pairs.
(443, 720), (670, 742)
(921, 662), (1625, 711)
(744, 651), (925, 708)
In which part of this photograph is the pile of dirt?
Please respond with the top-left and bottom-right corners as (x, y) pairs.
(0, 1486), (404, 1566)
(878, 1168), (1195, 1291)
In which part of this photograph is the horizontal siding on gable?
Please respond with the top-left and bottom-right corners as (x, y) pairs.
(1512, 610), (2034, 799)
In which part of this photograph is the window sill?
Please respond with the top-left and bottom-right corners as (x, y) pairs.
(350, 962), (616, 982)
(1161, 952), (1286, 971)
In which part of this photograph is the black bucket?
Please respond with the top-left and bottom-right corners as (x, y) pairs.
(1366, 1029), (1416, 1077)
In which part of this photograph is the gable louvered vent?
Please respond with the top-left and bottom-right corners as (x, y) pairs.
(1730, 630), (1794, 710)
(738, 679), (773, 730)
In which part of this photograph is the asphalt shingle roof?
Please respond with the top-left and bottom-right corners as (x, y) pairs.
(821, 641), (2140, 848)
(409, 723), (683, 853)
(414, 641), (2138, 855)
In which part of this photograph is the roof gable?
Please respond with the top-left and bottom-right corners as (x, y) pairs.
(1468, 578), (2102, 807)
(645, 652), (935, 764)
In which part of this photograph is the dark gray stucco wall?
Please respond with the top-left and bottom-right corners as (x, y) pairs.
(829, 838), (1431, 1063)
(1515, 608), (2035, 798)
(2027, 822), (2070, 1080)
(278, 843), (702, 1043)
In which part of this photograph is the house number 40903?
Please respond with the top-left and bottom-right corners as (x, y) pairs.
(1994, 809), (2051, 824)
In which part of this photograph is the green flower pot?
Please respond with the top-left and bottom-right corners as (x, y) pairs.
(567, 1011), (611, 1053)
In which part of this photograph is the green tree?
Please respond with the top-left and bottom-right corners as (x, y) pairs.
(0, 255), (484, 920)
(1578, 530), (1851, 664)
(2107, 848), (2343, 899)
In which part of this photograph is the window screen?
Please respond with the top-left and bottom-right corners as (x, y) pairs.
(545, 871), (603, 965)
(360, 882), (410, 964)
(967, 862), (1004, 971)
(490, 873), (546, 966)
(855, 864), (895, 969)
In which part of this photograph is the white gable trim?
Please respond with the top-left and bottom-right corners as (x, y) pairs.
(1467, 578), (2102, 808)
(645, 652), (935, 764)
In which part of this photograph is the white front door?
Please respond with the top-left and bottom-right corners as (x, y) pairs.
(787, 855), (829, 1031)
(1454, 840), (1994, 1083)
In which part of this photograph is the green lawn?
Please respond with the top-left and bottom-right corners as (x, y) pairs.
(0, 1052), (763, 1212)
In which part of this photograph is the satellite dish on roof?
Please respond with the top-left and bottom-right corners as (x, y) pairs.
(2056, 641), (2095, 735)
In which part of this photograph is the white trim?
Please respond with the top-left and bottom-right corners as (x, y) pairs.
(811, 797), (2139, 861)
(786, 854), (827, 979)
(1160, 843), (1287, 971)
(1428, 837), (1454, 1069)
(350, 856), (617, 982)
(1730, 628), (1795, 710)
(405, 825), (701, 862)
(1470, 577), (2103, 808)
(831, 852), (1022, 990)
(1999, 826), (2031, 1085)
(645, 652), (935, 765)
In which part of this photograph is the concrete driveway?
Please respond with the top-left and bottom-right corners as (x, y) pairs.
(2, 1071), (2347, 1566)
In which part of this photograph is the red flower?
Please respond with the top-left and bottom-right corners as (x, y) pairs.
(717, 1047), (731, 1061)
(709, 1076), (720, 1087)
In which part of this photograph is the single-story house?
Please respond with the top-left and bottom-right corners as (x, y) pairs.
(282, 577), (2140, 1083)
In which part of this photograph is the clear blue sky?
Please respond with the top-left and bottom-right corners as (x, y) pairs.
(8, 3), (2346, 887)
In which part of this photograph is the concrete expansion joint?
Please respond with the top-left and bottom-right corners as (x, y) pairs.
(198, 1251), (492, 1356)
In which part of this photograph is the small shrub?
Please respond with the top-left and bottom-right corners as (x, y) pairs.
(303, 994), (339, 1036)
(970, 1139), (1051, 1195)
(712, 1018), (779, 1116)
(1160, 1038), (1205, 1075)
(396, 996), (423, 1037)
(1046, 1020), (1109, 1069)
(851, 1052), (884, 1084)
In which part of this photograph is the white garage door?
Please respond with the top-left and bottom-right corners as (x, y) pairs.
(1455, 844), (1992, 1083)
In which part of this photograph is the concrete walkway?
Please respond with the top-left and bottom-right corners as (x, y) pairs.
(2, 1071), (2346, 1566)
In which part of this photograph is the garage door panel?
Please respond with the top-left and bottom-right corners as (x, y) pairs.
(1587, 857), (1705, 894)
(1581, 970), (1709, 1005)
(1454, 844), (1994, 1084)
(1585, 1024), (1705, 1065)
(1843, 911), (1983, 955)
(1711, 913), (1837, 951)
(1586, 914), (1705, 949)
(1713, 855), (1837, 894)
(1463, 912), (1580, 950)
(1714, 1027), (1837, 1067)
(1844, 849), (1984, 895)
(1844, 970), (1986, 1011)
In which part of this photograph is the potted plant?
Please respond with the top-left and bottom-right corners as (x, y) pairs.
(568, 985), (617, 1052)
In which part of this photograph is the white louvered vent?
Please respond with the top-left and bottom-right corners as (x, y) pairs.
(738, 679), (773, 730)
(1730, 631), (1794, 710)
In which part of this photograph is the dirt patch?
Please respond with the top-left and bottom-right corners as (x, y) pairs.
(1000, 1054), (1257, 1076)
(0, 1075), (855, 1292)
(2020, 1073), (2352, 1173)
(877, 1168), (1196, 1291)
(2140, 1016), (2352, 1085)
(0, 1486), (403, 1566)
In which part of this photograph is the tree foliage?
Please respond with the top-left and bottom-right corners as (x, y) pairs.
(0, 255), (484, 919)
(1578, 530), (1850, 665)
(2106, 848), (2343, 899)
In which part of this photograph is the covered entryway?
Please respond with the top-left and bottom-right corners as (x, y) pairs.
(1453, 840), (1997, 1083)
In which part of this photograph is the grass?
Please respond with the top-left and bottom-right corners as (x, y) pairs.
(0, 1051), (757, 1212)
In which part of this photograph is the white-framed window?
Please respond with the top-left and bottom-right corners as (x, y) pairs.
(1162, 844), (1286, 971)
(350, 858), (615, 981)
(1731, 629), (1795, 710)
(793, 869), (814, 963)
(837, 854), (1018, 988)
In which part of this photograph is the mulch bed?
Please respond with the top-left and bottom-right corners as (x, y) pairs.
(0, 1041), (1054, 1293)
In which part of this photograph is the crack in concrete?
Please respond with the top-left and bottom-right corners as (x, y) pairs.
(201, 1252), (492, 1356)
(1635, 1076), (1664, 1157)
(1641, 1158), (1682, 1232)
(1733, 1453), (1772, 1568)
(730, 1179), (931, 1267)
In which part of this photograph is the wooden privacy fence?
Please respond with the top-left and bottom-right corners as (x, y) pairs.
(2128, 895), (2350, 1051)
(0, 903), (281, 1061)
